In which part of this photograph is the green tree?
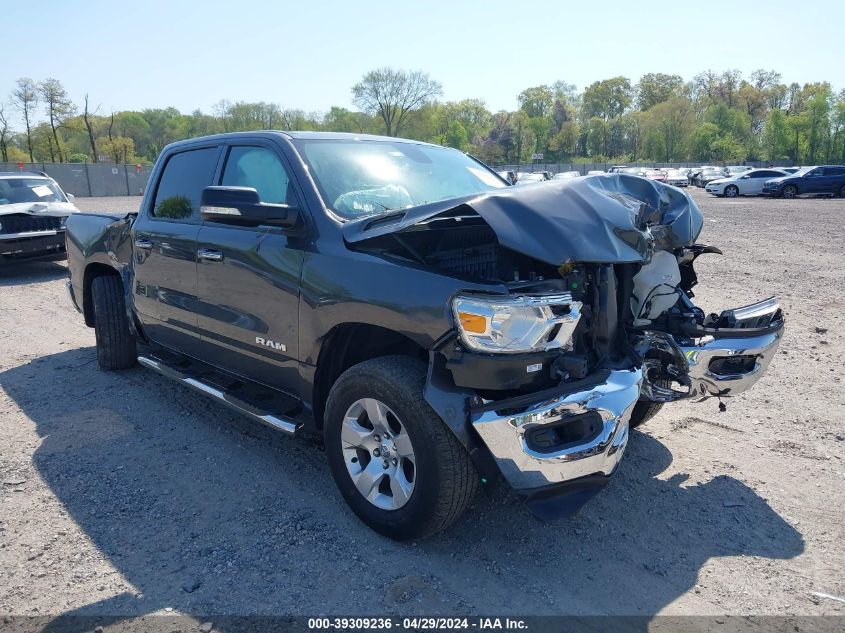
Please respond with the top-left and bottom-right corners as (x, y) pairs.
(582, 77), (632, 120)
(518, 85), (553, 118)
(37, 78), (76, 162)
(642, 97), (692, 161)
(352, 68), (442, 136)
(763, 108), (790, 160)
(636, 73), (684, 110)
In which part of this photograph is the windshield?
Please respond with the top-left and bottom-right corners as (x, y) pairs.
(0, 178), (66, 205)
(793, 166), (815, 176)
(294, 139), (506, 219)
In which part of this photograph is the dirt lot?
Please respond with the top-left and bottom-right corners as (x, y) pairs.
(1, 189), (843, 621)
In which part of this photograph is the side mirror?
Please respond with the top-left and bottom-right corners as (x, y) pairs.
(200, 186), (298, 228)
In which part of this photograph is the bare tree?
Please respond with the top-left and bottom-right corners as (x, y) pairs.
(38, 78), (76, 162)
(352, 68), (442, 136)
(11, 78), (38, 162)
(83, 94), (99, 163)
(0, 104), (11, 162)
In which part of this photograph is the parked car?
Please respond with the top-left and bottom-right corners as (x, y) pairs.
(552, 171), (580, 180)
(65, 131), (784, 539)
(586, 170), (606, 176)
(724, 165), (752, 176)
(608, 165), (628, 173)
(497, 170), (517, 185)
(694, 168), (726, 187)
(705, 168), (789, 197)
(0, 172), (80, 262)
(515, 172), (548, 185)
(762, 165), (845, 198)
(644, 169), (667, 182)
(621, 167), (648, 177)
(664, 169), (689, 187)
(687, 166), (716, 186)
(781, 167), (800, 174)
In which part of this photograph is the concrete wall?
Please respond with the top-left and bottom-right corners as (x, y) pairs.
(0, 162), (153, 197)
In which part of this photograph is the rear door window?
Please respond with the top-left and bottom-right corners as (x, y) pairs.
(152, 147), (220, 220)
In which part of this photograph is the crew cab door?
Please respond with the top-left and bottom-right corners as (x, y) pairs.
(194, 143), (305, 391)
(131, 145), (221, 355)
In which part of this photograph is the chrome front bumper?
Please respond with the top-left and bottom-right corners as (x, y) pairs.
(470, 369), (643, 490)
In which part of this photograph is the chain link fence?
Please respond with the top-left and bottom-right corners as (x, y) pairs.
(0, 162), (153, 197)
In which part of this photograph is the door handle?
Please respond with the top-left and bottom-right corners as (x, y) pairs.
(198, 248), (224, 262)
(134, 238), (153, 250)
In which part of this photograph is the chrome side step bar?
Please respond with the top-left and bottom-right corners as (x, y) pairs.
(137, 355), (300, 435)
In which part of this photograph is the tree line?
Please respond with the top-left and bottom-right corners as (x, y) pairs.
(1, 68), (843, 167)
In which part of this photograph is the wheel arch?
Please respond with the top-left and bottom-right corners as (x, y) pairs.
(82, 263), (122, 327)
(312, 322), (428, 430)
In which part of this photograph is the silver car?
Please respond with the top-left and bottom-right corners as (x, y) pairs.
(0, 172), (80, 262)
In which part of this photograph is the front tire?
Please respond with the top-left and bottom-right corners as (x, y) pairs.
(324, 356), (479, 540)
(91, 275), (136, 370)
(782, 185), (798, 199)
(724, 185), (739, 198)
(629, 400), (663, 429)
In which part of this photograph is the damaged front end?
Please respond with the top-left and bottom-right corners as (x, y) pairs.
(344, 175), (784, 517)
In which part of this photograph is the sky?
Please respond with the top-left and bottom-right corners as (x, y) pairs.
(3, 0), (844, 121)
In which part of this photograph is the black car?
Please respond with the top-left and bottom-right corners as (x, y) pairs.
(762, 165), (845, 198)
(64, 131), (784, 539)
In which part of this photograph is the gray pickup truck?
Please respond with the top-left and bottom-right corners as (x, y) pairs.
(65, 131), (784, 539)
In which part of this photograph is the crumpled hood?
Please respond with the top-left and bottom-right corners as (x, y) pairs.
(342, 174), (703, 265)
(0, 201), (79, 217)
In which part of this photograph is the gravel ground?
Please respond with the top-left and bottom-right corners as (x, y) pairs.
(0, 189), (843, 621)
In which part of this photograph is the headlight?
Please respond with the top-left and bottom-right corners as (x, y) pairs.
(59, 217), (68, 229)
(452, 293), (582, 354)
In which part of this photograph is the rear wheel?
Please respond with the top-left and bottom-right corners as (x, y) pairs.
(724, 185), (739, 198)
(324, 356), (479, 540)
(91, 275), (136, 370)
(782, 185), (798, 199)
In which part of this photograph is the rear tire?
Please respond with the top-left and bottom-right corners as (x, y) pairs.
(724, 185), (739, 198)
(91, 275), (137, 370)
(324, 356), (479, 540)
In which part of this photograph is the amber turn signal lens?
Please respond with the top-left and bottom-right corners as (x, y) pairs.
(458, 312), (487, 333)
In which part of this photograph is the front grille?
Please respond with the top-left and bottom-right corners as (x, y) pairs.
(0, 213), (63, 234)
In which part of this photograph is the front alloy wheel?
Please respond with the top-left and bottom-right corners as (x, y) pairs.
(724, 185), (739, 198)
(340, 398), (416, 510)
(324, 356), (479, 539)
(783, 185), (798, 199)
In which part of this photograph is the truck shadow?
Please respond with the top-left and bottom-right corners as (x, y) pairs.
(0, 259), (67, 287)
(1, 348), (804, 629)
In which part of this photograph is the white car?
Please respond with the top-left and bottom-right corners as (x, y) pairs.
(552, 171), (580, 180)
(0, 172), (80, 262)
(705, 168), (789, 198)
(664, 169), (689, 187)
(586, 170), (606, 176)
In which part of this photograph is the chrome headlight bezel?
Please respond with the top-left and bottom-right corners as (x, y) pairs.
(452, 293), (582, 354)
